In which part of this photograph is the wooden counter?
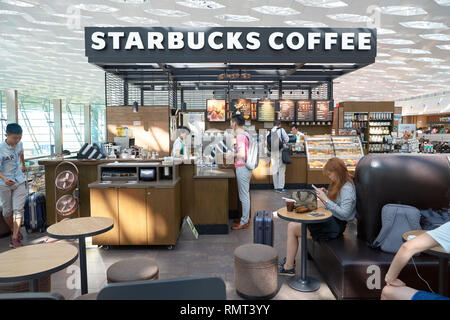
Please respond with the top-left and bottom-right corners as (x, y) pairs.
(38, 158), (166, 224)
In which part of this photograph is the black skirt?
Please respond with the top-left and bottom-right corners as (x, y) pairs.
(307, 216), (347, 241)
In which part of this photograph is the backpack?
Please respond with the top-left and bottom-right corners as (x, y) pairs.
(371, 204), (422, 253)
(420, 208), (450, 230)
(243, 132), (259, 171)
(266, 128), (283, 152)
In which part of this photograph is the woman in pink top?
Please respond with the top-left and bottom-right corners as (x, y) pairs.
(230, 113), (252, 230)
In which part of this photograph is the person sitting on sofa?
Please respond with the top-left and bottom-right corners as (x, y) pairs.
(278, 157), (357, 276)
(381, 221), (450, 300)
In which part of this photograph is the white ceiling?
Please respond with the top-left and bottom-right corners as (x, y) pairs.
(0, 0), (449, 104)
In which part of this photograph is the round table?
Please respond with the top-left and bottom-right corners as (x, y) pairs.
(0, 243), (78, 292)
(277, 207), (332, 292)
(403, 230), (449, 296)
(46, 217), (114, 295)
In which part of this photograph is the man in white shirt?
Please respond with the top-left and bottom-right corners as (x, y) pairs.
(381, 221), (450, 300)
(269, 120), (289, 193)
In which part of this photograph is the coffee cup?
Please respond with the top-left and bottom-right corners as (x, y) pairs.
(286, 200), (296, 212)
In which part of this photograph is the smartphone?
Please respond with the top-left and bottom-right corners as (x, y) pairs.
(311, 184), (319, 190)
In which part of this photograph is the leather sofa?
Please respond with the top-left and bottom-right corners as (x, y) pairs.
(308, 154), (450, 300)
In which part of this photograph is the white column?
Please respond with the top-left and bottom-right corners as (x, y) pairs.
(84, 104), (91, 144)
(5, 90), (18, 123)
(53, 99), (63, 154)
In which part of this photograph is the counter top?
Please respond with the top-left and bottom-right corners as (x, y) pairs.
(38, 158), (165, 166)
(194, 167), (236, 179)
(88, 177), (180, 189)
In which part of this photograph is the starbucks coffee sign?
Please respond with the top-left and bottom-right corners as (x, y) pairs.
(85, 27), (377, 64)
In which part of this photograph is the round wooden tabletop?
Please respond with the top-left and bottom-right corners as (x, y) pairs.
(0, 243), (78, 282)
(47, 217), (114, 239)
(403, 230), (449, 257)
(277, 207), (333, 224)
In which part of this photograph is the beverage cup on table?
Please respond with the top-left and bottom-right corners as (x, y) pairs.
(286, 200), (296, 212)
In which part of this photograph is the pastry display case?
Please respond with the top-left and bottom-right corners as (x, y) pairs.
(305, 135), (364, 170)
(331, 136), (364, 170)
(305, 136), (334, 170)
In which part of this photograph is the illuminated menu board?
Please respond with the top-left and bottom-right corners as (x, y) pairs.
(296, 100), (314, 121)
(278, 100), (295, 121)
(206, 99), (226, 122)
(315, 100), (332, 121)
(257, 99), (275, 122)
(230, 99), (252, 120)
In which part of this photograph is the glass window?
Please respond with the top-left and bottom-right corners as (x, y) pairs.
(18, 95), (54, 158)
(62, 102), (84, 152)
(91, 104), (106, 143)
(0, 91), (6, 135)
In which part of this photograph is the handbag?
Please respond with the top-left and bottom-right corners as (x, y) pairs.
(292, 190), (317, 213)
(281, 147), (292, 164)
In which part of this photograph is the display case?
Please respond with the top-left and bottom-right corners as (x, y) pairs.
(331, 136), (364, 170)
(305, 135), (334, 170)
(305, 135), (364, 171)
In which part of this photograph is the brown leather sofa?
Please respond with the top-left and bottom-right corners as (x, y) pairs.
(308, 154), (450, 300)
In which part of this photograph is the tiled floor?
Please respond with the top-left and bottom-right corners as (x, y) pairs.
(0, 189), (336, 300)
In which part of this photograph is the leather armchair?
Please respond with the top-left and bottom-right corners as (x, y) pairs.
(354, 154), (450, 244)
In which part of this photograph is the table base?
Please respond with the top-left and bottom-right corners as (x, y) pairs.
(287, 275), (320, 292)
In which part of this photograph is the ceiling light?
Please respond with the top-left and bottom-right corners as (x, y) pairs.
(295, 0), (347, 8)
(215, 14), (259, 22)
(109, 0), (148, 3)
(392, 48), (431, 54)
(1, 0), (36, 7)
(434, 0), (450, 6)
(326, 14), (372, 23)
(182, 21), (222, 27)
(376, 28), (396, 35)
(0, 9), (22, 15)
(411, 57), (445, 63)
(377, 53), (391, 57)
(16, 27), (49, 32)
(284, 20), (328, 27)
(399, 21), (448, 30)
(176, 0), (225, 9)
(380, 6), (427, 16)
(420, 33), (450, 41)
(116, 16), (159, 24)
(252, 6), (300, 16)
(437, 44), (450, 50)
(389, 67), (419, 71)
(427, 65), (450, 70)
(377, 38), (415, 45)
(73, 4), (119, 13)
(145, 9), (189, 17)
(376, 60), (406, 65)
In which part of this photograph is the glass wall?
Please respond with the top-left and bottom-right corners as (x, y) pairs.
(17, 95), (54, 158)
(62, 102), (84, 152)
(91, 104), (106, 144)
(0, 91), (6, 136)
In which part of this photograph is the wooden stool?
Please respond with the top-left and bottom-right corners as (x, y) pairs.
(234, 244), (278, 299)
(74, 292), (98, 300)
(107, 258), (159, 284)
(0, 275), (51, 293)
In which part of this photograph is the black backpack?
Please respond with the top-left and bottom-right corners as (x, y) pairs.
(266, 128), (283, 152)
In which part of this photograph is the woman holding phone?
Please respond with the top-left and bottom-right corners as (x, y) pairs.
(278, 157), (357, 276)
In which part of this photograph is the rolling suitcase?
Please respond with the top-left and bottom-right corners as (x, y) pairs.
(24, 192), (47, 233)
(253, 210), (274, 246)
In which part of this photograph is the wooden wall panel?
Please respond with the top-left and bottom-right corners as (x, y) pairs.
(107, 106), (170, 156)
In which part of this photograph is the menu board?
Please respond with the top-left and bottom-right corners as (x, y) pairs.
(296, 100), (314, 121)
(257, 99), (275, 122)
(230, 99), (252, 120)
(206, 99), (226, 122)
(278, 100), (295, 121)
(315, 100), (332, 121)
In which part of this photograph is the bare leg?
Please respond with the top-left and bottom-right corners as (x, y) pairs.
(381, 285), (418, 300)
(284, 222), (302, 269)
(4, 216), (13, 232)
(12, 216), (22, 240)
